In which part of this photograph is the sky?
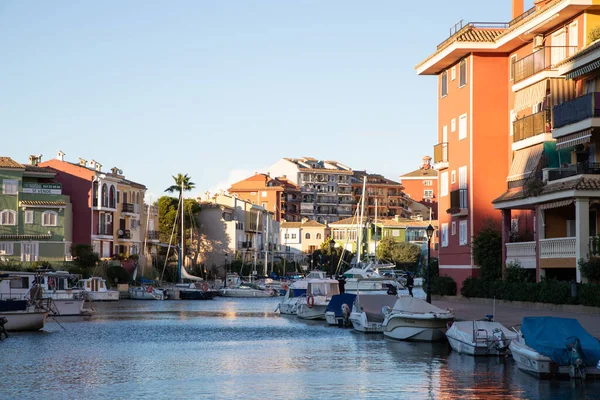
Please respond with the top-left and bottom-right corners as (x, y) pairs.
(0, 1), (535, 201)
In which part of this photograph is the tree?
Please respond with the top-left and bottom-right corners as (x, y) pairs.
(471, 219), (502, 281)
(157, 196), (201, 251)
(392, 242), (422, 268)
(165, 173), (196, 198)
(376, 237), (397, 262)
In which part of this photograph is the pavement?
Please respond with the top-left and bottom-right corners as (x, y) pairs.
(433, 297), (600, 338)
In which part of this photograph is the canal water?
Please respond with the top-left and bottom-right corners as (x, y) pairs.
(1, 296), (600, 400)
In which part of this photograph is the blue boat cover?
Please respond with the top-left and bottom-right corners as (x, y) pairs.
(325, 294), (356, 317)
(289, 288), (306, 298)
(521, 316), (600, 366)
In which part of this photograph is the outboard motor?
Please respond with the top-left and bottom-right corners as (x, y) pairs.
(341, 303), (351, 327)
(566, 337), (586, 379)
(492, 328), (509, 353)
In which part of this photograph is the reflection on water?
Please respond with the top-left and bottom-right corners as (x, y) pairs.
(1, 298), (600, 400)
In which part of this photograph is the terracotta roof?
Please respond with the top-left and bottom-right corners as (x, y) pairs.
(20, 200), (67, 207)
(493, 177), (600, 204)
(0, 233), (51, 239)
(400, 168), (438, 178)
(0, 157), (25, 169)
(329, 217), (358, 226)
(456, 29), (505, 43)
(281, 222), (302, 228)
(23, 165), (55, 173)
(302, 220), (327, 228)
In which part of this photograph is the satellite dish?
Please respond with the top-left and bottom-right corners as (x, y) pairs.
(118, 229), (124, 235)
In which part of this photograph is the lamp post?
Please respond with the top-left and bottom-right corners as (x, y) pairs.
(426, 224), (435, 304)
(329, 239), (336, 275)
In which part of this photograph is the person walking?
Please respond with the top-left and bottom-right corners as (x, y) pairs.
(406, 273), (414, 297)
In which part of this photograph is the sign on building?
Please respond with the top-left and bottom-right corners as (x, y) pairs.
(22, 183), (62, 195)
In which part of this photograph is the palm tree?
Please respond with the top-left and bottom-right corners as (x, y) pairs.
(165, 173), (195, 197)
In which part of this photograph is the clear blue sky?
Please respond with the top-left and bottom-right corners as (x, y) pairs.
(0, 1), (534, 201)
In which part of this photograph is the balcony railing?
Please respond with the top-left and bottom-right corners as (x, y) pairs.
(540, 237), (575, 258)
(147, 231), (160, 240)
(553, 92), (600, 129)
(545, 162), (600, 182)
(450, 189), (468, 209)
(505, 241), (536, 269)
(437, 21), (509, 50)
(512, 46), (577, 83)
(434, 142), (449, 164)
(97, 225), (113, 236)
(118, 230), (131, 239)
(122, 203), (135, 213)
(513, 109), (551, 142)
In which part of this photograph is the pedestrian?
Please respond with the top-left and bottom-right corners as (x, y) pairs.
(406, 273), (414, 297)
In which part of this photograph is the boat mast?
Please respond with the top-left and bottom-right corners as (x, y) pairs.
(180, 180), (184, 284)
(253, 209), (259, 278)
(357, 176), (367, 264)
(264, 210), (268, 276)
(142, 194), (151, 281)
(374, 198), (378, 260)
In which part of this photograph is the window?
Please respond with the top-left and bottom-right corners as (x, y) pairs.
(262, 202), (267, 209)
(459, 113), (467, 140)
(459, 220), (468, 245)
(291, 234), (297, 239)
(262, 191), (267, 198)
(510, 54), (517, 81)
(423, 180), (433, 186)
(2, 179), (18, 195)
(459, 166), (467, 190)
(451, 170), (456, 184)
(0, 242), (14, 255)
(569, 21), (578, 56)
(441, 223), (449, 247)
(284, 233), (289, 239)
(0, 210), (16, 225)
(317, 233), (322, 239)
(451, 221), (456, 236)
(392, 230), (400, 237)
(510, 110), (517, 136)
(25, 210), (34, 224)
(42, 211), (58, 226)
(131, 219), (138, 230)
(451, 66), (456, 81)
(441, 71), (448, 97)
(305, 233), (311, 239)
(451, 118), (456, 132)
(440, 172), (449, 197)
(442, 125), (448, 142)
(459, 59), (467, 87)
(424, 189), (433, 198)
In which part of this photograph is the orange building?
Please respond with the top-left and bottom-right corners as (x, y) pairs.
(418, 0), (600, 287)
(399, 156), (438, 220)
(228, 173), (301, 222)
(351, 171), (410, 220)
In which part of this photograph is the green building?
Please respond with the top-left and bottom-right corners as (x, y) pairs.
(0, 156), (72, 263)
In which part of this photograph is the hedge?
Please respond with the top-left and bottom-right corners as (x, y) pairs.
(430, 276), (457, 296)
(460, 277), (600, 307)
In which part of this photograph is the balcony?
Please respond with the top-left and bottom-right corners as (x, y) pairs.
(93, 198), (117, 211)
(513, 109), (551, 143)
(552, 92), (600, 139)
(433, 142), (449, 170)
(544, 162), (600, 183)
(122, 203), (135, 213)
(147, 231), (160, 241)
(238, 241), (253, 249)
(118, 230), (131, 239)
(505, 238), (576, 268)
(512, 46), (577, 84)
(97, 225), (113, 236)
(448, 189), (468, 216)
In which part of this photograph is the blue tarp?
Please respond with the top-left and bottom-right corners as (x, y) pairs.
(140, 277), (155, 284)
(521, 317), (600, 367)
(289, 288), (307, 298)
(325, 294), (356, 317)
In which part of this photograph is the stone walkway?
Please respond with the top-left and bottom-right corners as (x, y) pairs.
(433, 296), (600, 337)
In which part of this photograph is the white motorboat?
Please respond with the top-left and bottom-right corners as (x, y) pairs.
(350, 294), (398, 333)
(276, 271), (326, 315)
(509, 317), (600, 380)
(446, 320), (516, 356)
(324, 293), (356, 326)
(382, 296), (454, 341)
(342, 264), (400, 295)
(76, 277), (120, 301)
(0, 299), (48, 331)
(129, 285), (167, 300)
(219, 282), (275, 298)
(296, 278), (340, 320)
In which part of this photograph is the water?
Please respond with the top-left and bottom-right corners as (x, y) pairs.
(1, 297), (600, 400)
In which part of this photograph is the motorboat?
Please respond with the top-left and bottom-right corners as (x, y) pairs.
(0, 299), (48, 331)
(296, 278), (340, 320)
(129, 285), (167, 300)
(342, 264), (401, 295)
(382, 296), (454, 341)
(276, 271), (326, 315)
(509, 316), (600, 379)
(76, 277), (120, 301)
(446, 320), (516, 356)
(219, 282), (276, 298)
(350, 294), (398, 333)
(177, 282), (217, 300)
(324, 293), (356, 326)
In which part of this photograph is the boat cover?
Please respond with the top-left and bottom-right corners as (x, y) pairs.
(325, 294), (356, 317)
(446, 321), (517, 343)
(391, 296), (451, 314)
(289, 288), (307, 298)
(521, 316), (600, 367)
(356, 294), (398, 323)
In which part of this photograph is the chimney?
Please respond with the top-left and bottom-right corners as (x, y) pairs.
(29, 155), (38, 166)
(111, 167), (119, 175)
(78, 158), (87, 167)
(394, 215), (401, 223)
(512, 0), (524, 19)
(534, 0), (551, 11)
(90, 160), (102, 171)
(421, 156), (432, 170)
(57, 150), (65, 161)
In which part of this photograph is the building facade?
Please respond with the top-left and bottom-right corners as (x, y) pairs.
(352, 171), (411, 220)
(0, 156), (73, 263)
(399, 156), (438, 219)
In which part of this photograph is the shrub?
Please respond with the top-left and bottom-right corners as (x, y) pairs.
(431, 276), (457, 296)
(589, 25), (600, 44)
(579, 283), (600, 307)
(578, 257), (600, 282)
(504, 262), (535, 284)
(106, 265), (130, 284)
(471, 220), (502, 281)
(72, 244), (100, 267)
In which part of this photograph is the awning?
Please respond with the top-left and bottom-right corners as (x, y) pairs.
(507, 143), (544, 182)
(555, 129), (592, 150)
(539, 199), (574, 210)
(565, 59), (600, 80)
(549, 78), (576, 108)
(514, 80), (547, 112)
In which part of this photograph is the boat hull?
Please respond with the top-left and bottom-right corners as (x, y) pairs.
(446, 321), (515, 356)
(383, 315), (451, 341)
(1, 311), (48, 331)
(278, 298), (301, 315)
(88, 291), (120, 302)
(350, 311), (384, 333)
(179, 290), (216, 300)
(52, 299), (85, 316)
(129, 288), (166, 300)
(219, 288), (272, 297)
(296, 304), (327, 320)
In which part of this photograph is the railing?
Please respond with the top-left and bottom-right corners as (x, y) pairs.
(545, 162), (600, 182)
(553, 92), (600, 129)
(118, 230), (131, 239)
(513, 46), (578, 83)
(540, 237), (575, 258)
(513, 109), (551, 142)
(509, 6), (536, 27)
(97, 225), (112, 236)
(438, 21), (509, 50)
(450, 189), (468, 209)
(147, 231), (160, 240)
(505, 241), (536, 268)
(434, 142), (449, 164)
(239, 241), (252, 249)
(122, 203), (135, 213)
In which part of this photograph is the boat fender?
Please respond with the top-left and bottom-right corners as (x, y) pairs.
(382, 306), (392, 316)
(200, 282), (209, 292)
(48, 277), (56, 290)
(146, 285), (154, 293)
(341, 303), (350, 317)
(307, 295), (315, 309)
(446, 321), (453, 329)
(283, 284), (289, 291)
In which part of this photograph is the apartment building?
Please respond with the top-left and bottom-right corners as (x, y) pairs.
(0, 156), (73, 262)
(228, 172), (301, 222)
(418, 0), (600, 286)
(269, 157), (354, 223)
(399, 156), (439, 219)
(39, 152), (146, 259)
(351, 171), (410, 220)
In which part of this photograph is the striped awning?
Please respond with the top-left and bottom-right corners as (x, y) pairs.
(565, 59), (600, 80)
(539, 199), (574, 210)
(507, 143), (544, 182)
(514, 80), (547, 112)
(555, 129), (592, 149)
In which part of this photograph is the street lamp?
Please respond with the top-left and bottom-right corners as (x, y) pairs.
(426, 224), (435, 304)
